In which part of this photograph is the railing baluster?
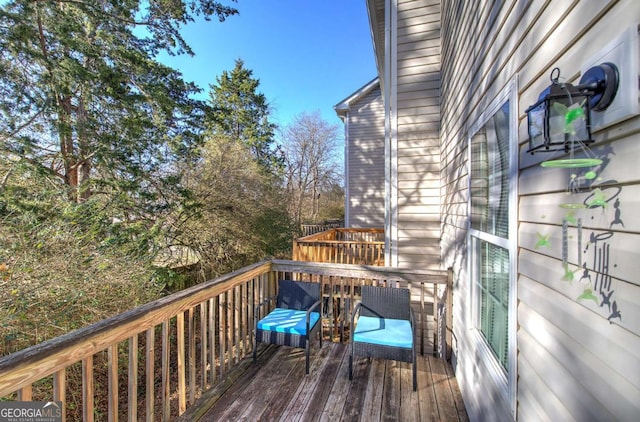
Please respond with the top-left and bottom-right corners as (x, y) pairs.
(177, 311), (186, 415)
(162, 320), (170, 422)
(107, 344), (118, 422)
(209, 298), (216, 383)
(235, 285), (241, 363)
(230, 288), (235, 364)
(128, 335), (138, 422)
(248, 280), (255, 358)
(188, 307), (195, 406)
(53, 368), (65, 422)
(145, 328), (154, 422)
(200, 302), (207, 390)
(17, 384), (32, 401)
(82, 355), (94, 422)
(219, 292), (226, 377)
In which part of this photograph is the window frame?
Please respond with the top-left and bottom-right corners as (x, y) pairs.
(467, 77), (518, 416)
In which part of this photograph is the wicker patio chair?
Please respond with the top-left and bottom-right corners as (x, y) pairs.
(349, 285), (417, 391)
(253, 280), (322, 374)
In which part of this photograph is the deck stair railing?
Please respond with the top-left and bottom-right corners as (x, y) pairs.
(0, 259), (449, 421)
(300, 221), (343, 237)
(293, 228), (385, 266)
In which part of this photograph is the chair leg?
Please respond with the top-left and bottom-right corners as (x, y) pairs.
(413, 347), (417, 391)
(305, 340), (310, 375)
(413, 361), (417, 391)
(349, 352), (353, 380)
(411, 359), (418, 391)
(253, 333), (257, 364)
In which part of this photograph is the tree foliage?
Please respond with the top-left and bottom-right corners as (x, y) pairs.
(0, 158), (165, 356)
(176, 135), (293, 279)
(207, 59), (281, 173)
(0, 0), (240, 353)
(0, 0), (336, 360)
(0, 0), (237, 204)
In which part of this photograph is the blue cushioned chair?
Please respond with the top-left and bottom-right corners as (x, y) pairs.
(253, 280), (322, 374)
(349, 285), (417, 391)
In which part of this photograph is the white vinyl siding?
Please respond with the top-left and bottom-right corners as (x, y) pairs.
(438, 0), (640, 420)
(394, 0), (442, 270)
(367, 0), (640, 419)
(344, 85), (386, 228)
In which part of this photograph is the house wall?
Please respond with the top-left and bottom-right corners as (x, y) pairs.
(344, 85), (386, 228)
(394, 0), (442, 270)
(439, 0), (640, 420)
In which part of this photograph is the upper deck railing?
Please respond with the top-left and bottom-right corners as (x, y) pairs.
(0, 259), (450, 421)
(293, 228), (385, 266)
(299, 221), (343, 237)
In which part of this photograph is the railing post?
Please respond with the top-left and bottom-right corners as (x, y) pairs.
(292, 238), (299, 261)
(445, 267), (453, 361)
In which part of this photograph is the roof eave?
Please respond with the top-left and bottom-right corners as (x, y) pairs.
(333, 77), (380, 117)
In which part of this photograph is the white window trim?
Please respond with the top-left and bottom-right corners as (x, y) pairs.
(467, 76), (518, 417)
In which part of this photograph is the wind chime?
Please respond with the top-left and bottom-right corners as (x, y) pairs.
(525, 63), (619, 297)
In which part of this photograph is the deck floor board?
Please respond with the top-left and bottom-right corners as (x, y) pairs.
(181, 342), (468, 422)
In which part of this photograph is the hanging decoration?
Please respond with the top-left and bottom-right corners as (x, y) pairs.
(526, 64), (619, 210)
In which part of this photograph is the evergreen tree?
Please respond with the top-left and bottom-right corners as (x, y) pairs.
(0, 0), (238, 205)
(207, 59), (281, 173)
(0, 0), (240, 306)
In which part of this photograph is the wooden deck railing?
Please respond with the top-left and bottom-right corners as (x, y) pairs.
(300, 221), (343, 237)
(0, 259), (449, 421)
(293, 228), (385, 265)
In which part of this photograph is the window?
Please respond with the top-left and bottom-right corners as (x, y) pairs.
(468, 80), (517, 414)
(470, 101), (511, 369)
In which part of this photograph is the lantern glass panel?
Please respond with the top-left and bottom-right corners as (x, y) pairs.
(548, 93), (590, 146)
(526, 100), (545, 150)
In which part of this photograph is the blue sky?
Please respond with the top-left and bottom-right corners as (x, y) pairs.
(157, 0), (377, 129)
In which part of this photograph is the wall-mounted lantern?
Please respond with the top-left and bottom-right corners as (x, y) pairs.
(526, 63), (619, 155)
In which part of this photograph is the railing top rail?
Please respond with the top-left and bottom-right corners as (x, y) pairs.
(0, 260), (273, 396)
(294, 239), (385, 245)
(333, 227), (384, 232)
(296, 227), (384, 241)
(296, 228), (338, 241)
(272, 259), (448, 284)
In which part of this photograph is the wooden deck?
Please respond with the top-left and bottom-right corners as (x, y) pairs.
(180, 342), (468, 422)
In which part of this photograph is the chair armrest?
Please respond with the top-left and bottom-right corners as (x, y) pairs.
(350, 301), (362, 342)
(410, 308), (417, 357)
(305, 299), (321, 333)
(254, 295), (277, 320)
(306, 299), (322, 317)
(409, 307), (416, 331)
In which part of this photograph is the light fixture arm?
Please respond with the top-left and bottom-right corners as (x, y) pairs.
(577, 62), (619, 111)
(525, 63), (619, 155)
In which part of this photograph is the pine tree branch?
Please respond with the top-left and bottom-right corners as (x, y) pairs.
(0, 108), (46, 144)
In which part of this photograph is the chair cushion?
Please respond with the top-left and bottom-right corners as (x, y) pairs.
(353, 316), (413, 349)
(257, 308), (320, 336)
